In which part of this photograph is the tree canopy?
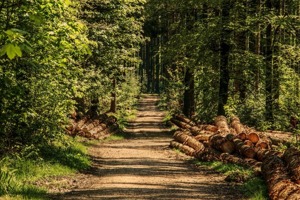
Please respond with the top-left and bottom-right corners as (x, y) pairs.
(0, 0), (300, 153)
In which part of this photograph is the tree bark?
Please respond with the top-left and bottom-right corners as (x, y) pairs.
(110, 78), (117, 113)
(282, 147), (300, 183)
(262, 155), (300, 200)
(214, 115), (231, 135)
(218, 0), (231, 115)
(183, 67), (195, 118)
(265, 0), (274, 122)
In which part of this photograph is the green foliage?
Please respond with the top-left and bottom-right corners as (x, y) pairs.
(0, 135), (90, 199)
(115, 71), (141, 129)
(0, 0), (145, 154)
(104, 133), (127, 142)
(144, 0), (300, 130)
(0, 158), (18, 195)
(194, 160), (268, 200)
(243, 178), (268, 200)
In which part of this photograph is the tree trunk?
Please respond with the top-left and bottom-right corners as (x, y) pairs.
(265, 0), (274, 122)
(183, 67), (195, 118)
(110, 78), (116, 113)
(218, 0), (231, 116)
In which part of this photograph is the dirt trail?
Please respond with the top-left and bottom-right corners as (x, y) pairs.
(53, 94), (245, 200)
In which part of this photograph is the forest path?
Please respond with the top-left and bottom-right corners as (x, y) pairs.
(52, 94), (245, 200)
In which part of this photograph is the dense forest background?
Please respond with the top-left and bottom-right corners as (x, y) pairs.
(141, 0), (300, 131)
(0, 0), (300, 153)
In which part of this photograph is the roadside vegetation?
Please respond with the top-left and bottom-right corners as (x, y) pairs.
(194, 160), (268, 200)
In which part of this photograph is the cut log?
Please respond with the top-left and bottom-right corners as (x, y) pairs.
(190, 126), (201, 136)
(195, 150), (261, 173)
(214, 115), (230, 135)
(88, 125), (105, 136)
(209, 134), (235, 154)
(171, 118), (192, 130)
(247, 132), (260, 144)
(262, 155), (300, 200)
(106, 115), (117, 126)
(170, 140), (195, 156)
(171, 117), (204, 135)
(232, 138), (256, 158)
(230, 116), (245, 134)
(237, 132), (247, 140)
(244, 140), (254, 147)
(82, 119), (101, 133)
(255, 140), (270, 149)
(282, 147), (300, 184)
(173, 131), (205, 152)
(174, 114), (196, 126)
(196, 147), (221, 161)
(255, 148), (282, 162)
(75, 118), (88, 131)
(194, 134), (211, 142)
(194, 130), (215, 136)
(66, 119), (76, 132)
(198, 125), (219, 133)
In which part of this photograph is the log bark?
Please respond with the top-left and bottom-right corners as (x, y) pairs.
(214, 115), (231, 135)
(232, 138), (256, 158)
(194, 134), (211, 142)
(75, 118), (89, 131)
(244, 140), (254, 147)
(255, 148), (282, 162)
(282, 147), (300, 184)
(194, 147), (221, 162)
(230, 116), (246, 134)
(195, 150), (261, 174)
(198, 125), (218, 132)
(171, 117), (202, 135)
(82, 120), (101, 133)
(171, 118), (192, 130)
(262, 155), (300, 200)
(170, 140), (195, 156)
(174, 114), (196, 126)
(88, 125), (105, 136)
(255, 140), (270, 149)
(209, 134), (235, 154)
(173, 131), (205, 152)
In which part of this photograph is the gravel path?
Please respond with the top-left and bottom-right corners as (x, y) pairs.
(53, 94), (246, 200)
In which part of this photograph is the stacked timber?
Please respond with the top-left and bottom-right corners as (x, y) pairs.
(169, 114), (300, 200)
(65, 113), (119, 139)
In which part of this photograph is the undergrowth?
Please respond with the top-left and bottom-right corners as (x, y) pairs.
(0, 135), (91, 200)
(193, 160), (268, 200)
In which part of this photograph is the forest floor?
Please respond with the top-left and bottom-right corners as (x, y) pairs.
(49, 94), (247, 200)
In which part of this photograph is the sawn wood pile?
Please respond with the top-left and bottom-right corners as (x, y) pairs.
(170, 115), (300, 200)
(65, 113), (120, 139)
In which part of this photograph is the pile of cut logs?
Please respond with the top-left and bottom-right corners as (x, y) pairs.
(170, 115), (300, 200)
(65, 113), (119, 139)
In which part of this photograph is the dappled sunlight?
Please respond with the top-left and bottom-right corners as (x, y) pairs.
(51, 95), (244, 200)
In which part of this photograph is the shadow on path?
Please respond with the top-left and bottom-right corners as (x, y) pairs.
(51, 94), (245, 200)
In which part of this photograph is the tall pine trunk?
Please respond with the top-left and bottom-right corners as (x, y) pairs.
(183, 11), (196, 117)
(265, 0), (274, 121)
(218, 0), (231, 116)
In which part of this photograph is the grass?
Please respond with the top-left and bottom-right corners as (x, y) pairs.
(193, 160), (268, 200)
(103, 132), (128, 141)
(0, 135), (92, 200)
